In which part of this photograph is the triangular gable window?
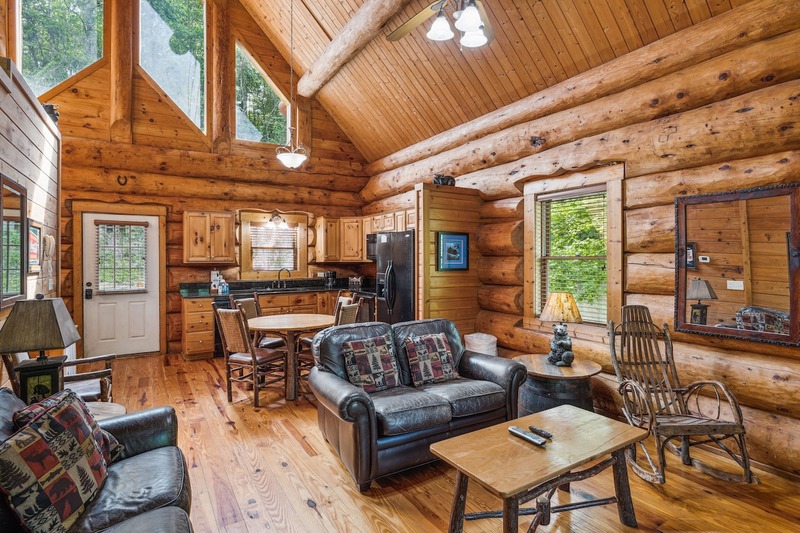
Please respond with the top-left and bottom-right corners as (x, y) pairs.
(235, 43), (287, 145)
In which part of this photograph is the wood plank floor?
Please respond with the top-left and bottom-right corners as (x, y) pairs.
(113, 354), (800, 532)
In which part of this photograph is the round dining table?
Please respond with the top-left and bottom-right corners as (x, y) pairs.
(248, 313), (335, 400)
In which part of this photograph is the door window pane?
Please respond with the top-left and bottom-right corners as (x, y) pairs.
(96, 223), (147, 292)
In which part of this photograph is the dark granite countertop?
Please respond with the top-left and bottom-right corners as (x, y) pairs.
(179, 279), (376, 299)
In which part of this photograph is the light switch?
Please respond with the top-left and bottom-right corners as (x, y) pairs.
(727, 280), (744, 290)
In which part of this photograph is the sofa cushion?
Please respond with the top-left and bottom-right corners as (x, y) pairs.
(392, 319), (466, 385)
(68, 446), (189, 532)
(404, 333), (459, 386)
(417, 378), (506, 418)
(342, 333), (400, 393)
(13, 390), (123, 464)
(0, 388), (26, 441)
(0, 393), (107, 532)
(371, 386), (452, 436)
(98, 506), (193, 533)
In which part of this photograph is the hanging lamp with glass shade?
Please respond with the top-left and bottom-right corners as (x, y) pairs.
(454, 0), (482, 32)
(276, 0), (307, 169)
(460, 26), (488, 48)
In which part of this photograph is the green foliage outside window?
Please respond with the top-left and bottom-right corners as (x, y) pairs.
(235, 44), (287, 144)
(2, 221), (22, 297)
(21, 0), (104, 96)
(541, 193), (607, 322)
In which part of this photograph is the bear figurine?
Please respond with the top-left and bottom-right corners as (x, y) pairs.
(547, 323), (575, 367)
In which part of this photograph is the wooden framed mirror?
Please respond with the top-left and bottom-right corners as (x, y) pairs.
(675, 183), (799, 345)
(1, 175), (27, 309)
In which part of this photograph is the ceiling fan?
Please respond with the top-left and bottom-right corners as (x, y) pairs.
(387, 0), (495, 46)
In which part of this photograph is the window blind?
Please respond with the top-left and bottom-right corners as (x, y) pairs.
(538, 191), (607, 324)
(251, 223), (298, 271)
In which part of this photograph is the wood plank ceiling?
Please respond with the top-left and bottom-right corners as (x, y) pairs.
(240, 0), (748, 164)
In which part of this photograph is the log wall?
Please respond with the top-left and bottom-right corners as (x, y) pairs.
(364, 0), (800, 476)
(0, 59), (61, 384)
(47, 0), (368, 356)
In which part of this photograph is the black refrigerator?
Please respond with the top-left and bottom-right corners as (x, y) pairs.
(375, 230), (415, 324)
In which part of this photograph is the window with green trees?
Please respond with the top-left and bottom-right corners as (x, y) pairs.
(139, 0), (205, 131)
(537, 189), (607, 324)
(21, 0), (104, 96)
(235, 44), (287, 144)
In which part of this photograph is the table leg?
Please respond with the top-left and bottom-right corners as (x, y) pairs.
(502, 496), (519, 533)
(285, 331), (298, 401)
(448, 471), (469, 533)
(612, 447), (637, 527)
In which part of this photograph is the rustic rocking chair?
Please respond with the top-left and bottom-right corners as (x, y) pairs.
(608, 305), (757, 484)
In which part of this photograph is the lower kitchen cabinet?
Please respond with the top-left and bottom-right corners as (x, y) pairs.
(182, 298), (215, 360)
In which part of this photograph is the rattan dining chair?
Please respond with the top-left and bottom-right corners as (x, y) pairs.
(608, 304), (757, 484)
(213, 303), (287, 407)
(297, 299), (364, 382)
(229, 294), (286, 349)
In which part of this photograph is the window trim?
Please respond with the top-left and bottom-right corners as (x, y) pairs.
(240, 211), (308, 280)
(522, 164), (624, 333)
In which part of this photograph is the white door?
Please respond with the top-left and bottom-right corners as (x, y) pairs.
(82, 213), (160, 356)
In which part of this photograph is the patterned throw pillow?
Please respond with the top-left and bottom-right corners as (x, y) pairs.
(404, 332), (459, 386)
(342, 334), (400, 393)
(14, 390), (124, 464)
(0, 393), (108, 532)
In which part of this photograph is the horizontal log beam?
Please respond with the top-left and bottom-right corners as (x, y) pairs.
(297, 0), (414, 98)
(476, 221), (523, 256)
(624, 253), (675, 295)
(625, 205), (675, 253)
(363, 0), (800, 176)
(480, 197), (523, 221)
(478, 285), (523, 314)
(61, 137), (369, 189)
(625, 150), (800, 209)
(464, 81), (800, 201)
(477, 256), (523, 286)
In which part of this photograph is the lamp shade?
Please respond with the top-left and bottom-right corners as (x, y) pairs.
(0, 297), (80, 354)
(539, 292), (583, 323)
(460, 28), (488, 48)
(427, 11), (454, 41)
(687, 278), (717, 301)
(454, 1), (482, 32)
(276, 150), (307, 169)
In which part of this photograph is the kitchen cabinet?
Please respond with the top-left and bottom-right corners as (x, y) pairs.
(315, 217), (340, 262)
(257, 292), (318, 315)
(314, 216), (367, 262)
(405, 208), (416, 229)
(181, 298), (215, 360)
(340, 217), (364, 261)
(394, 211), (406, 232)
(183, 211), (235, 263)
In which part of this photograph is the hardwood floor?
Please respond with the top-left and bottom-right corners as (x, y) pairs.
(113, 354), (800, 532)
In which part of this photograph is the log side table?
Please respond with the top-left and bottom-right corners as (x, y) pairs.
(513, 354), (602, 416)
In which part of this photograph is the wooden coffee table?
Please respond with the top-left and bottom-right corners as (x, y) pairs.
(430, 404), (647, 533)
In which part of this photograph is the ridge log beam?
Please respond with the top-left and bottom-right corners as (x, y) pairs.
(109, 0), (133, 143)
(296, 0), (414, 98)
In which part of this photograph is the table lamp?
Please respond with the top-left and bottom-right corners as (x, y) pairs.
(0, 295), (81, 403)
(540, 292), (582, 367)
(687, 278), (717, 325)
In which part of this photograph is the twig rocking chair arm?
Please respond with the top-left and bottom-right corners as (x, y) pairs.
(682, 380), (745, 424)
(618, 380), (657, 432)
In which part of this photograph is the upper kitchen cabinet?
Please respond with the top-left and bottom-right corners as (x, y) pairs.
(315, 216), (341, 262)
(183, 211), (236, 263)
(340, 218), (364, 261)
(314, 216), (368, 262)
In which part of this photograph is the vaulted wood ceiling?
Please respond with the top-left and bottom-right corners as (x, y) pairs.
(240, 0), (748, 164)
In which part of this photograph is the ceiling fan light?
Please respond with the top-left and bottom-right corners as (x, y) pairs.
(454, 1), (482, 33)
(460, 28), (488, 48)
(427, 12), (454, 41)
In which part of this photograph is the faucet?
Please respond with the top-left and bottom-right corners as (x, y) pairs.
(277, 268), (291, 288)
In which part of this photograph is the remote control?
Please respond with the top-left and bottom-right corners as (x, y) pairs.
(508, 426), (547, 447)
(527, 425), (553, 440)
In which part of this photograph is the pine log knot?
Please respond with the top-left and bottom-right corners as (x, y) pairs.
(736, 107), (754, 113)
(530, 136), (546, 147)
(719, 72), (730, 80)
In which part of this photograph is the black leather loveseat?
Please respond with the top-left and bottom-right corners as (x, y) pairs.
(0, 387), (192, 532)
(309, 319), (527, 491)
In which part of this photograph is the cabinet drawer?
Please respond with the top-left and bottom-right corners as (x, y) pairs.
(184, 298), (213, 312)
(184, 331), (214, 354)
(257, 294), (290, 308)
(290, 305), (318, 314)
(185, 312), (214, 332)
(290, 293), (317, 307)
(262, 306), (290, 316)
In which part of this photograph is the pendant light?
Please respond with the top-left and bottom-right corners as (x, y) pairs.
(460, 27), (488, 48)
(276, 0), (307, 169)
(454, 0), (482, 33)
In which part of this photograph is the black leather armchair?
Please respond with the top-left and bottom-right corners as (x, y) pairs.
(309, 319), (527, 491)
(0, 388), (192, 532)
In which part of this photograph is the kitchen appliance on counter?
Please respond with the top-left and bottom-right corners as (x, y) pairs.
(324, 270), (337, 289)
(375, 231), (415, 324)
